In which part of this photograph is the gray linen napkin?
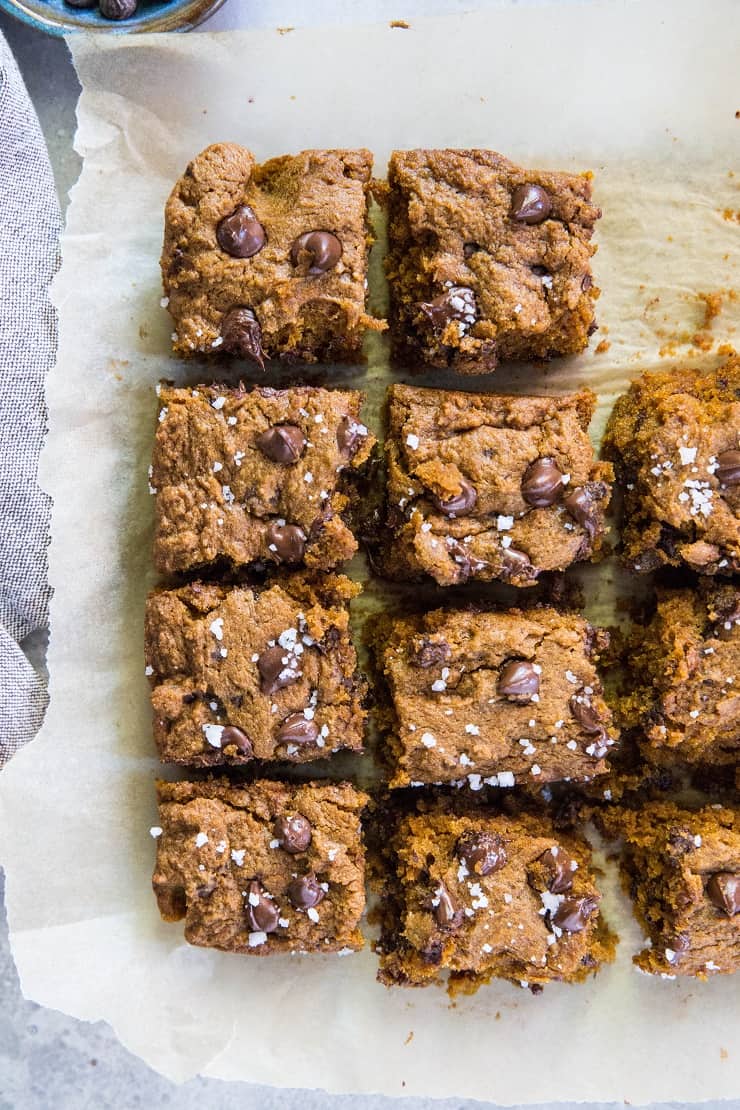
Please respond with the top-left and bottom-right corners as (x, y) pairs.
(0, 33), (60, 766)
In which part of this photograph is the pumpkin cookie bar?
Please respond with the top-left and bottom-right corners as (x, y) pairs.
(603, 360), (740, 576)
(152, 779), (368, 954)
(598, 803), (739, 978)
(385, 149), (601, 373)
(376, 803), (615, 989)
(162, 144), (385, 364)
(145, 574), (365, 766)
(622, 582), (739, 774)
(369, 606), (617, 789)
(377, 384), (612, 587)
(152, 384), (375, 576)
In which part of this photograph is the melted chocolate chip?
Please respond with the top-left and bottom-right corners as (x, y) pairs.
(245, 880), (279, 933)
(337, 415), (363, 455)
(457, 831), (507, 876)
(563, 486), (598, 539)
(412, 637), (452, 669)
(463, 242), (482, 258)
(706, 872), (740, 916)
(430, 477), (477, 518)
(716, 450), (740, 487)
(257, 645), (302, 694)
(273, 814), (312, 854)
(511, 183), (552, 224)
(216, 205), (266, 258)
(288, 873), (325, 909)
(521, 458), (565, 508)
(553, 895), (597, 933)
(220, 726), (253, 756)
(500, 547), (537, 581)
(291, 231), (343, 274)
(220, 307), (265, 368)
(581, 274), (593, 292)
(266, 522), (306, 565)
(569, 694), (604, 734)
(256, 424), (306, 464)
(418, 286), (477, 331)
(99, 0), (137, 18)
(537, 847), (576, 894)
(433, 883), (463, 929)
(276, 711), (319, 747)
(497, 659), (540, 700)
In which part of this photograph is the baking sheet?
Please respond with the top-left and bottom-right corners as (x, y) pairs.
(1, 0), (740, 1097)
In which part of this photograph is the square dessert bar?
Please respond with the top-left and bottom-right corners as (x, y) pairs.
(380, 384), (612, 587)
(152, 779), (368, 955)
(603, 360), (740, 576)
(145, 574), (366, 766)
(370, 606), (617, 789)
(376, 804), (615, 989)
(385, 149), (601, 373)
(152, 384), (375, 576)
(623, 583), (739, 773)
(599, 803), (739, 978)
(162, 144), (385, 364)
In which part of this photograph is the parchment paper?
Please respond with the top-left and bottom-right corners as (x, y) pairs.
(1, 1), (740, 1097)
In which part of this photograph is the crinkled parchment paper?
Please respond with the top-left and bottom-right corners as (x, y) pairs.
(1, 0), (740, 1096)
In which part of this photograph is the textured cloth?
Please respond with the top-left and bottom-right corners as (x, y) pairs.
(0, 33), (60, 766)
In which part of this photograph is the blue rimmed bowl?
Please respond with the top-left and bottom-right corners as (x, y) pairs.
(0, 0), (225, 34)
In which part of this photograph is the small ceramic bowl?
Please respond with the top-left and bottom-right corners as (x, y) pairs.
(0, 0), (225, 34)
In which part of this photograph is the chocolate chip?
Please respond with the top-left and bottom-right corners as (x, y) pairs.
(412, 637), (452, 669)
(501, 547), (537, 580)
(569, 693), (604, 734)
(220, 307), (265, 369)
(418, 286), (477, 331)
(291, 231), (343, 274)
(64, 0), (97, 8)
(433, 883), (463, 929)
(216, 205), (266, 258)
(581, 274), (593, 292)
(463, 242), (482, 258)
(337, 415), (363, 456)
(220, 726), (253, 756)
(99, 0), (137, 18)
(266, 522), (306, 565)
(716, 450), (740, 486)
(706, 872), (740, 916)
(257, 645), (302, 694)
(457, 831), (507, 876)
(511, 184), (552, 224)
(288, 873), (325, 909)
(521, 458), (565, 508)
(245, 880), (279, 933)
(256, 424), (306, 464)
(497, 659), (540, 700)
(273, 814), (312, 854)
(552, 895), (597, 933)
(276, 711), (319, 747)
(563, 486), (598, 539)
(537, 847), (576, 894)
(531, 264), (549, 277)
(430, 477), (477, 518)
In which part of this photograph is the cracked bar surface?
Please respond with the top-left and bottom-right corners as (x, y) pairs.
(162, 144), (385, 364)
(603, 359), (740, 576)
(378, 384), (612, 587)
(145, 574), (365, 766)
(152, 383), (375, 576)
(598, 803), (739, 978)
(622, 582), (739, 772)
(153, 779), (368, 955)
(368, 606), (617, 789)
(385, 149), (601, 373)
(375, 803), (616, 990)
